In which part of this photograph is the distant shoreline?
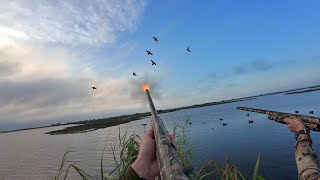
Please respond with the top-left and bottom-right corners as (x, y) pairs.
(0, 124), (70, 134)
(1, 84), (319, 135)
(45, 97), (255, 135)
(285, 88), (320, 95)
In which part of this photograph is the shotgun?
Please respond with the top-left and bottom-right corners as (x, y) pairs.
(237, 107), (320, 132)
(145, 86), (188, 179)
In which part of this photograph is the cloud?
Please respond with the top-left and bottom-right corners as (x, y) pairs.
(0, 60), (21, 76)
(0, 45), (72, 80)
(313, 56), (320, 62)
(206, 73), (218, 80)
(234, 58), (272, 75)
(0, 78), (90, 119)
(197, 58), (273, 98)
(0, 78), (90, 108)
(251, 59), (272, 71)
(201, 58), (273, 86)
(0, 44), (143, 125)
(234, 66), (246, 75)
(0, 0), (146, 46)
(0, 0), (152, 128)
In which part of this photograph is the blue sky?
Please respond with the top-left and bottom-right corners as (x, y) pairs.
(0, 0), (319, 130)
(101, 0), (320, 102)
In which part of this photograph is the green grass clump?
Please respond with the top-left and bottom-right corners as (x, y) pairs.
(55, 119), (264, 180)
(54, 128), (139, 180)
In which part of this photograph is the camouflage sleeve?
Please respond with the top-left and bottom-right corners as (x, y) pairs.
(123, 166), (144, 180)
(295, 134), (320, 180)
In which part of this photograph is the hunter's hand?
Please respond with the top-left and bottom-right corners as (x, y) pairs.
(131, 128), (176, 180)
(283, 117), (306, 133)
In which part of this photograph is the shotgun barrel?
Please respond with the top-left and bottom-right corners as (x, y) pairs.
(237, 107), (320, 132)
(145, 89), (188, 180)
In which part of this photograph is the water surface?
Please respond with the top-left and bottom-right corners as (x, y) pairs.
(0, 91), (319, 179)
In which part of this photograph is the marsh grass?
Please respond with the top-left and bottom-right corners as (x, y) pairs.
(55, 120), (264, 180)
(188, 155), (264, 180)
(54, 146), (94, 180)
(109, 126), (140, 179)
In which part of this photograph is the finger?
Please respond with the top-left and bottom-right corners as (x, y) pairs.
(168, 133), (174, 140)
(144, 128), (154, 139)
(287, 125), (295, 132)
(288, 123), (295, 128)
(287, 124), (294, 130)
(283, 118), (290, 124)
(168, 133), (177, 149)
(284, 117), (295, 124)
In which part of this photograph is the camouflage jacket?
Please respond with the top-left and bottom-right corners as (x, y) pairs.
(123, 166), (143, 180)
(295, 134), (320, 180)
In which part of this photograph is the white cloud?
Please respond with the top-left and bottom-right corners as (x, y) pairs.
(0, 0), (146, 46)
(0, 44), (142, 124)
(0, 0), (148, 127)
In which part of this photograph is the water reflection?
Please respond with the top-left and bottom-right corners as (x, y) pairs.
(0, 91), (319, 179)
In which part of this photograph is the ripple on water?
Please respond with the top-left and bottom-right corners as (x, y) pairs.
(0, 91), (319, 179)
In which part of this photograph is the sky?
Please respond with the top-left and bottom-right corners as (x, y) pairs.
(0, 0), (320, 130)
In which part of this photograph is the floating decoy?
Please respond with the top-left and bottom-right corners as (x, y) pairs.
(91, 86), (97, 90)
(141, 123), (147, 132)
(188, 122), (192, 125)
(223, 123), (227, 126)
(219, 118), (223, 121)
(151, 60), (157, 65)
(212, 128), (214, 130)
(249, 120), (254, 124)
(146, 50), (153, 55)
(187, 46), (191, 52)
(152, 37), (158, 42)
(295, 110), (299, 114)
(309, 111), (314, 114)
(133, 72), (137, 76)
(247, 114), (250, 117)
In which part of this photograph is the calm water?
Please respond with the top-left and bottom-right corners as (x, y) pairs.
(0, 91), (319, 179)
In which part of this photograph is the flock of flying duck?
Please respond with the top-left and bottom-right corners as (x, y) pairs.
(132, 36), (191, 77)
(91, 37), (191, 90)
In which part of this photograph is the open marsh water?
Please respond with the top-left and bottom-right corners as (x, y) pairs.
(0, 91), (320, 179)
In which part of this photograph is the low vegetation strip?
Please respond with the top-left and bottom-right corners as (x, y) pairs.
(45, 113), (151, 135)
(46, 97), (254, 135)
(285, 88), (320, 95)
